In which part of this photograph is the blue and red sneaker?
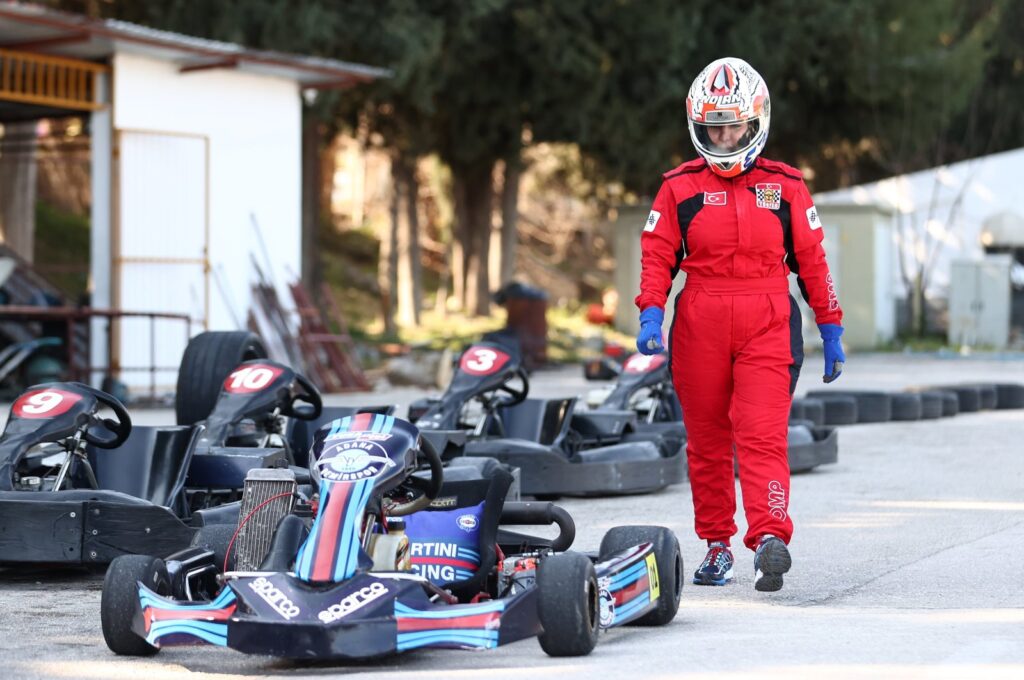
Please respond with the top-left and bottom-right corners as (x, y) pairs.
(693, 541), (734, 586)
(753, 534), (792, 592)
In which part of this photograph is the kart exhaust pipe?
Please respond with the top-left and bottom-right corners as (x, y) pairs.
(500, 501), (575, 552)
(235, 468), (296, 571)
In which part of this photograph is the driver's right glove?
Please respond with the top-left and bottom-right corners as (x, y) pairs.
(636, 307), (665, 355)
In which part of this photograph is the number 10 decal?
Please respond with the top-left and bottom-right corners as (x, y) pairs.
(459, 347), (511, 376)
(223, 364), (284, 394)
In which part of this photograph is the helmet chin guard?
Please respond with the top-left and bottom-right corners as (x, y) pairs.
(686, 57), (771, 178)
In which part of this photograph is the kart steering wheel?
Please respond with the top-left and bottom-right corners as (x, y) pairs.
(492, 367), (529, 408)
(283, 373), (323, 421)
(77, 384), (132, 449)
(385, 434), (444, 516)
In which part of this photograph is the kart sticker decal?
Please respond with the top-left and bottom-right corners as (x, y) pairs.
(459, 347), (511, 376)
(596, 544), (657, 626)
(12, 388), (82, 419)
(394, 600), (505, 650)
(406, 501), (484, 584)
(140, 585), (236, 647)
(223, 363), (284, 394)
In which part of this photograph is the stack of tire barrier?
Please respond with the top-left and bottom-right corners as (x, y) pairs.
(793, 382), (1024, 428)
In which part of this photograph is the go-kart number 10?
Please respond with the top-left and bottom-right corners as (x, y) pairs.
(12, 389), (82, 418)
(459, 347), (510, 376)
(223, 364), (284, 394)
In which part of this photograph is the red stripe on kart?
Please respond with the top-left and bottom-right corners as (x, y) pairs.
(410, 557), (478, 570)
(613, 574), (650, 606)
(310, 483), (351, 581)
(349, 412), (373, 432)
(145, 604), (236, 623)
(396, 612), (500, 632)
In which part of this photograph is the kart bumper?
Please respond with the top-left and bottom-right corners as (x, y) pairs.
(788, 426), (839, 473)
(463, 440), (685, 496)
(0, 492), (195, 565)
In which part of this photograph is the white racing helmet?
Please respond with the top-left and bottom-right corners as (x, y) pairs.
(686, 57), (771, 178)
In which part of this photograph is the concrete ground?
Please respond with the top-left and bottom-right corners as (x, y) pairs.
(1, 352), (1023, 679)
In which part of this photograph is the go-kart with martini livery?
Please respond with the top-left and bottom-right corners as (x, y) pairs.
(408, 342), (686, 497)
(100, 413), (683, 659)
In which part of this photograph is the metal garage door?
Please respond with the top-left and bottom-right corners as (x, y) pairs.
(115, 129), (208, 394)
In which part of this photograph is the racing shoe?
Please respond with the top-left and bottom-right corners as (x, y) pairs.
(693, 541), (733, 586)
(753, 535), (792, 592)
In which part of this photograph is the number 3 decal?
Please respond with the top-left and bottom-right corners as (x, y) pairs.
(13, 389), (82, 419)
(459, 347), (510, 376)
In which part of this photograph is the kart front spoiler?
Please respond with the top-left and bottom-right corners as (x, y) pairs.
(0, 491), (196, 565)
(461, 440), (685, 496)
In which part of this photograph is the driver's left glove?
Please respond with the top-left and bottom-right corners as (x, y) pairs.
(818, 323), (846, 383)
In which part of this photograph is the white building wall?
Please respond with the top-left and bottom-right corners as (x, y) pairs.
(111, 52), (301, 390)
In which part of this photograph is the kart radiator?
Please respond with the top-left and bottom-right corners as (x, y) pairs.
(235, 468), (296, 571)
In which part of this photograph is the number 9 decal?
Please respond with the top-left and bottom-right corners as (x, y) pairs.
(13, 389), (83, 419)
(459, 347), (511, 376)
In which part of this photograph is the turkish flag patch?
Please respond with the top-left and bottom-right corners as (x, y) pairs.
(755, 183), (782, 210)
(704, 191), (727, 206)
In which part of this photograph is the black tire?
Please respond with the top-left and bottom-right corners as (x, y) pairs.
(807, 390), (891, 423)
(913, 391), (944, 419)
(190, 523), (238, 572)
(889, 393), (923, 421)
(101, 555), (169, 656)
(939, 391), (960, 417)
(995, 383), (1024, 409)
(533, 493), (563, 502)
(939, 385), (981, 413)
(537, 551), (600, 656)
(815, 395), (858, 425)
(175, 331), (268, 425)
(598, 525), (682, 626)
(970, 384), (998, 410)
(794, 398), (825, 427)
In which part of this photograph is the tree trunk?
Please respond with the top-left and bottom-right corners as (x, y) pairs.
(379, 165), (400, 336)
(451, 161), (496, 316)
(499, 152), (521, 287)
(394, 159), (421, 327)
(0, 121), (38, 263)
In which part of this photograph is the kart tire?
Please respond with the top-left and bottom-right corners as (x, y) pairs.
(791, 398), (825, 427)
(598, 525), (683, 626)
(101, 555), (169, 656)
(815, 396), (858, 425)
(175, 331), (268, 425)
(190, 522), (238, 572)
(938, 391), (959, 417)
(940, 385), (981, 413)
(995, 383), (1024, 409)
(537, 551), (600, 656)
(889, 393), (923, 421)
(970, 384), (998, 410)
(807, 390), (891, 423)
(915, 391), (945, 420)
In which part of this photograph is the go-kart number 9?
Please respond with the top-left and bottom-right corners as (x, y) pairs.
(460, 347), (510, 376)
(224, 364), (283, 393)
(13, 388), (82, 419)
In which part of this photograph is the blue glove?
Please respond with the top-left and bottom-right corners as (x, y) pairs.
(636, 307), (665, 355)
(818, 323), (846, 383)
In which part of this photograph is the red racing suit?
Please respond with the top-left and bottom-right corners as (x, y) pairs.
(635, 156), (842, 550)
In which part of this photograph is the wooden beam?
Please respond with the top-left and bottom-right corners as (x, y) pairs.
(0, 32), (91, 52)
(179, 57), (238, 74)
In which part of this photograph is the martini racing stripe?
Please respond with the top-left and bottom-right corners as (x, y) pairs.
(146, 620), (228, 646)
(608, 560), (648, 590)
(395, 600), (506, 618)
(397, 629), (499, 650)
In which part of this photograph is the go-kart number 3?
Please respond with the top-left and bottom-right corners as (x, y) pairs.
(224, 364), (283, 393)
(13, 389), (82, 418)
(460, 347), (510, 376)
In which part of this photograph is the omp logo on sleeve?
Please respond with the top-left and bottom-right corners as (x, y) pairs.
(644, 210), (661, 232)
(807, 205), (822, 230)
(405, 501), (484, 584)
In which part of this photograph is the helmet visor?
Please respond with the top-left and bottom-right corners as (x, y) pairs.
(692, 118), (761, 157)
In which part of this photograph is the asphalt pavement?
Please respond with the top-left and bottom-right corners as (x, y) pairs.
(2, 351), (1022, 679)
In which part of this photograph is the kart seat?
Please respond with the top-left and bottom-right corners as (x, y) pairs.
(87, 425), (201, 517)
(495, 397), (576, 447)
(404, 460), (514, 601)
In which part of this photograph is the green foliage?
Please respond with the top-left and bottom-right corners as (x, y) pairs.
(33, 200), (89, 300)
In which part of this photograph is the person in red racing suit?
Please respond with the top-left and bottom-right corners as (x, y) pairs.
(634, 57), (845, 592)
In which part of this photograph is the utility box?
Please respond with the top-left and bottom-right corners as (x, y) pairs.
(948, 256), (1012, 349)
(797, 202), (898, 350)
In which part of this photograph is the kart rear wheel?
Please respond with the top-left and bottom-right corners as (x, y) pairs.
(101, 555), (169, 656)
(599, 525), (683, 626)
(175, 331), (268, 425)
(537, 551), (600, 656)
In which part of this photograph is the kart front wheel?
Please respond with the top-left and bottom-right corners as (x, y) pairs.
(537, 551), (599, 656)
(101, 555), (170, 656)
(599, 525), (683, 626)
